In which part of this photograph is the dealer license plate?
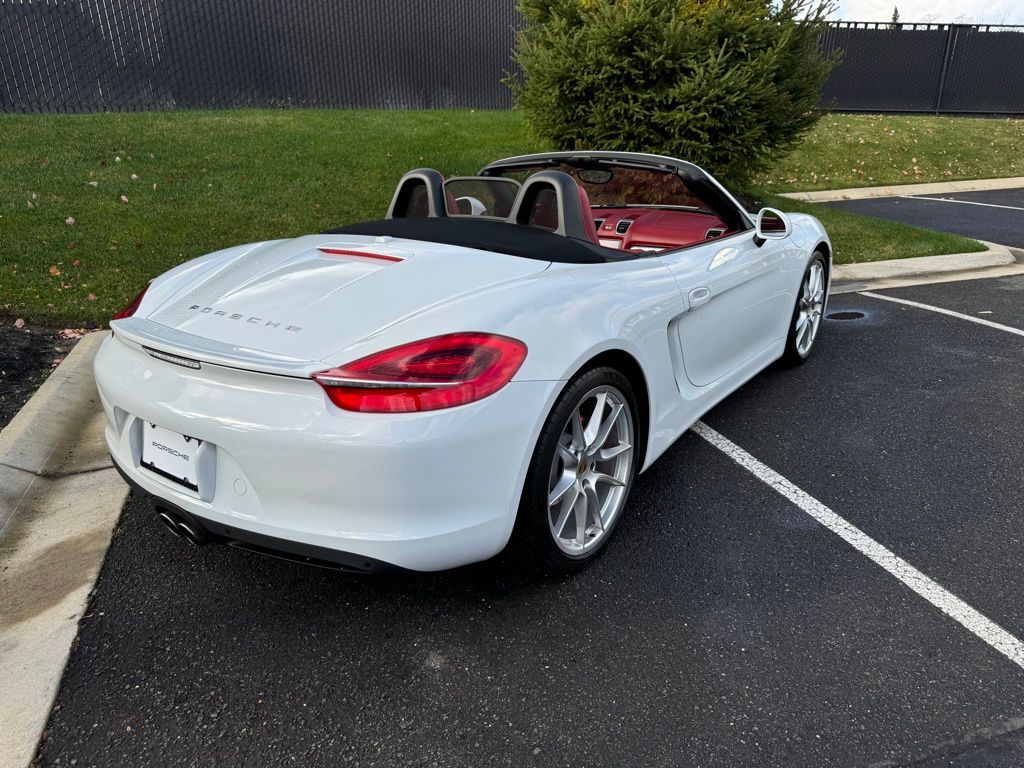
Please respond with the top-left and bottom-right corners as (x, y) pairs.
(140, 423), (201, 491)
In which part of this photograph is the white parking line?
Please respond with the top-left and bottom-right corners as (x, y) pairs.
(692, 421), (1024, 671)
(901, 195), (1024, 212)
(861, 291), (1024, 337)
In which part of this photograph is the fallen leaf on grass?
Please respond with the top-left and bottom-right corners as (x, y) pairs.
(14, 318), (25, 329)
(58, 328), (88, 340)
(131, 174), (139, 181)
(119, 195), (129, 204)
(87, 293), (97, 301)
(49, 265), (61, 277)
(65, 216), (76, 226)
(88, 181), (98, 188)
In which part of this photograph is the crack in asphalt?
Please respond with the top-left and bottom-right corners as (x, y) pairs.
(0, 461), (113, 480)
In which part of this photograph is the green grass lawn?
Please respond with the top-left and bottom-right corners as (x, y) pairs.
(753, 114), (1024, 192)
(0, 110), (988, 327)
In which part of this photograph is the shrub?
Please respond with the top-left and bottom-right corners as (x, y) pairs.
(511, 0), (837, 184)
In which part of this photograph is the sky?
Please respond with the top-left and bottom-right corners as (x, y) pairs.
(834, 0), (1024, 23)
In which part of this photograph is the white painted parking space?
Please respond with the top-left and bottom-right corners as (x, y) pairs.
(692, 421), (1024, 672)
(900, 195), (1024, 213)
(35, 284), (1024, 767)
(861, 291), (1024, 337)
(828, 187), (1024, 249)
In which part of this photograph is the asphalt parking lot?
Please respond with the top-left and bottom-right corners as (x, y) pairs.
(35, 275), (1024, 768)
(827, 188), (1024, 248)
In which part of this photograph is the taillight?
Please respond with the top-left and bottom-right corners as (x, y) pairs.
(313, 333), (527, 413)
(112, 285), (149, 320)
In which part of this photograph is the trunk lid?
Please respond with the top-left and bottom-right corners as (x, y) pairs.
(119, 234), (549, 373)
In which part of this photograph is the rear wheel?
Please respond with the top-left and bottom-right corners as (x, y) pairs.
(781, 251), (827, 365)
(510, 367), (638, 572)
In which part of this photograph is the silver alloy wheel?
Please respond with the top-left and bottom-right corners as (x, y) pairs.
(795, 261), (825, 356)
(547, 385), (634, 556)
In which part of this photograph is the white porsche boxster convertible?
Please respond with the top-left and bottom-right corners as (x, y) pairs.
(94, 151), (831, 573)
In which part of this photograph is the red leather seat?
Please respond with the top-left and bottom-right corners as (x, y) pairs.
(507, 171), (604, 244)
(575, 184), (600, 245)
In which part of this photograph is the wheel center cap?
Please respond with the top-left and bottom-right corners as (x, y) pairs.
(577, 460), (588, 477)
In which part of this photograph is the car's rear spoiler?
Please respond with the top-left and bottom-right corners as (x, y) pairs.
(110, 317), (319, 378)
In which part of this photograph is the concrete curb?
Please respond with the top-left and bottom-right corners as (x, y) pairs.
(831, 243), (1024, 294)
(0, 331), (128, 768)
(0, 332), (111, 540)
(0, 332), (112, 478)
(780, 176), (1024, 203)
(834, 243), (1014, 282)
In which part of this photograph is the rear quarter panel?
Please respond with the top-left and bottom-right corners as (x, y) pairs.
(349, 256), (688, 472)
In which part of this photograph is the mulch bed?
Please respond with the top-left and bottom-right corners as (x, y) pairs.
(0, 317), (87, 431)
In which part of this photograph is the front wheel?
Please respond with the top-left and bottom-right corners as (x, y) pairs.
(781, 251), (827, 365)
(509, 366), (639, 573)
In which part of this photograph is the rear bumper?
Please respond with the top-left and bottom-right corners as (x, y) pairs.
(112, 459), (402, 572)
(95, 332), (560, 571)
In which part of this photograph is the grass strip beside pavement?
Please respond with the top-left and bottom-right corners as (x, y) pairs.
(0, 110), (988, 327)
(752, 114), (1024, 193)
(756, 193), (986, 265)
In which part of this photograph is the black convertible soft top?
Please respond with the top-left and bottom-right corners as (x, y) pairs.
(326, 217), (635, 264)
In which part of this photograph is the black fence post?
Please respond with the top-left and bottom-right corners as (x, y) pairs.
(934, 24), (957, 114)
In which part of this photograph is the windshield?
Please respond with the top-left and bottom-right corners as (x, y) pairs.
(492, 162), (712, 212)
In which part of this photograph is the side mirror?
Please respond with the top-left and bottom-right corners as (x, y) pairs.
(753, 207), (791, 247)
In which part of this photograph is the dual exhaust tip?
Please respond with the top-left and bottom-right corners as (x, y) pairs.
(157, 510), (212, 546)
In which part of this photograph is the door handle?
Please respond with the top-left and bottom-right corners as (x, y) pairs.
(687, 286), (711, 311)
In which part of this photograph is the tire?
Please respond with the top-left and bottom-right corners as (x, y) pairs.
(508, 366), (639, 573)
(781, 251), (828, 366)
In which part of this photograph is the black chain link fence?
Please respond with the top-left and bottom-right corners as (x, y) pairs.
(2, 3), (1023, 115)
(820, 22), (1024, 114)
(0, 0), (523, 112)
